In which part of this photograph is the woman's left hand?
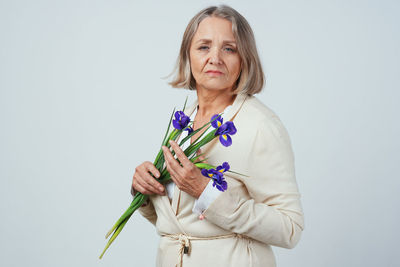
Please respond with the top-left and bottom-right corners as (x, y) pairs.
(162, 140), (209, 198)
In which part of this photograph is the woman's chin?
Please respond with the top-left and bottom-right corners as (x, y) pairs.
(198, 83), (233, 92)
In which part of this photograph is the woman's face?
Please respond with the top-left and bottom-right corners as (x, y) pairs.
(189, 16), (241, 92)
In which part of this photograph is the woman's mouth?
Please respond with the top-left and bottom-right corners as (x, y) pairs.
(206, 70), (223, 75)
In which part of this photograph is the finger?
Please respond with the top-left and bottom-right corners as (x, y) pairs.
(162, 146), (182, 182)
(138, 168), (165, 194)
(137, 176), (163, 195)
(132, 175), (148, 194)
(131, 174), (137, 196)
(144, 161), (160, 179)
(169, 140), (191, 167)
(134, 180), (153, 195)
(166, 164), (180, 186)
(162, 145), (183, 172)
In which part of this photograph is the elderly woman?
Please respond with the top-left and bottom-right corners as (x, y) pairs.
(131, 5), (304, 267)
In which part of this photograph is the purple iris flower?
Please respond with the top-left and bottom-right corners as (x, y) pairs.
(216, 162), (230, 173)
(215, 121), (237, 147)
(184, 126), (194, 135)
(172, 111), (190, 130)
(210, 114), (237, 147)
(210, 114), (223, 129)
(201, 162), (230, 192)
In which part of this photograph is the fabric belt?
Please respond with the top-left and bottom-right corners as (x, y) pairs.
(161, 233), (245, 267)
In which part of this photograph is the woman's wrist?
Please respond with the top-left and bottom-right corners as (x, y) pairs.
(195, 176), (210, 199)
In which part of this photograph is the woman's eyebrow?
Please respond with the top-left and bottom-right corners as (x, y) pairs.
(196, 38), (237, 45)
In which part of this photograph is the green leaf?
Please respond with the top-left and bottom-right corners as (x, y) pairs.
(155, 129), (180, 170)
(179, 111), (223, 148)
(194, 162), (216, 169)
(182, 96), (188, 112)
(184, 130), (217, 158)
(189, 152), (207, 162)
(100, 193), (148, 259)
(99, 213), (132, 259)
(162, 108), (176, 147)
(105, 194), (145, 239)
(154, 108), (176, 166)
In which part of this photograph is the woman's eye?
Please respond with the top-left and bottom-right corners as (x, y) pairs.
(224, 47), (236, 53)
(197, 46), (236, 52)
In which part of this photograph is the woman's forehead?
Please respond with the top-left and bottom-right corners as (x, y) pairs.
(193, 17), (236, 43)
(193, 38), (236, 45)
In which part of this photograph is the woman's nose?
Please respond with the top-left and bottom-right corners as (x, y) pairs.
(209, 47), (222, 65)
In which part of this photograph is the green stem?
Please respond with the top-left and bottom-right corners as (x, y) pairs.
(105, 194), (145, 239)
(99, 213), (132, 259)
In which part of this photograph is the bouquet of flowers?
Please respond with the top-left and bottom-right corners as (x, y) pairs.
(99, 99), (239, 259)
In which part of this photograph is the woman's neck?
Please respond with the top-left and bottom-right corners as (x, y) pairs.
(196, 87), (236, 119)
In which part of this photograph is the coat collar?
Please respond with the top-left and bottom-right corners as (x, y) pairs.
(184, 92), (248, 123)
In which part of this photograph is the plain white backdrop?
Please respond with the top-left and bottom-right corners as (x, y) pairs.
(1, 0), (399, 266)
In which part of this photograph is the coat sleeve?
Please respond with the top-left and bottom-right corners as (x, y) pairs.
(202, 116), (304, 249)
(138, 200), (157, 226)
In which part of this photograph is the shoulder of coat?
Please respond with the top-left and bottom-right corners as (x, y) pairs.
(241, 95), (281, 123)
(240, 95), (292, 141)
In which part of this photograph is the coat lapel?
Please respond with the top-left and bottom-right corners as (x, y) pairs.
(158, 194), (188, 234)
(223, 92), (248, 122)
(174, 93), (249, 215)
(197, 92), (248, 155)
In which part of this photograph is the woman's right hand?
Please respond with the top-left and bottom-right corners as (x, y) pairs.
(131, 161), (165, 196)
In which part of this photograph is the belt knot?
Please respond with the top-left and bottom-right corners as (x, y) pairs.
(178, 234), (190, 255)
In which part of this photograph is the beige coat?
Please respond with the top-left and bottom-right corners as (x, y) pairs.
(139, 93), (304, 267)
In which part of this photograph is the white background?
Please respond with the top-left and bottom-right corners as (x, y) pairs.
(1, 1), (399, 266)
